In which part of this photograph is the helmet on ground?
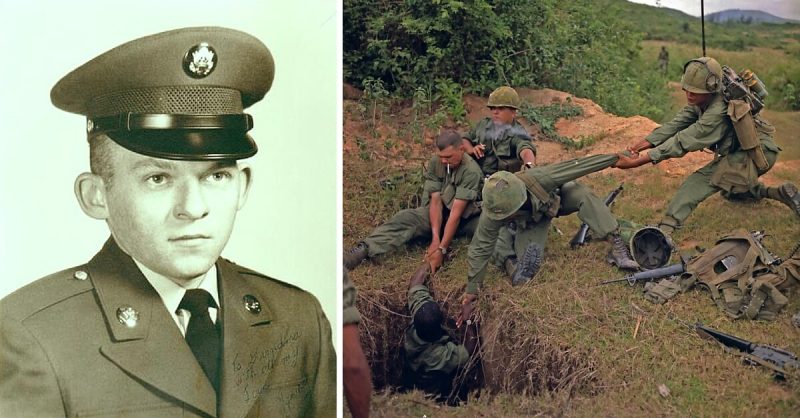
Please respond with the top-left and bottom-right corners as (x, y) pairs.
(487, 86), (521, 109)
(630, 226), (673, 270)
(681, 57), (722, 94)
(483, 171), (527, 220)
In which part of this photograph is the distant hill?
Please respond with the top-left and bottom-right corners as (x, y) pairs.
(707, 9), (798, 24)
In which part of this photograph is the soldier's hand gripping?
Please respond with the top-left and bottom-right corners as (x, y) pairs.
(613, 151), (651, 169)
(456, 293), (478, 328)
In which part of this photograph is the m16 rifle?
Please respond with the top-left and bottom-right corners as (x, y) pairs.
(721, 65), (768, 115)
(695, 323), (799, 380)
(599, 262), (685, 286)
(570, 183), (624, 248)
(750, 230), (782, 267)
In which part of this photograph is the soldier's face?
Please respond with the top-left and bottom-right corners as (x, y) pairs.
(684, 90), (712, 107)
(489, 106), (516, 125)
(437, 145), (463, 167)
(98, 141), (251, 283)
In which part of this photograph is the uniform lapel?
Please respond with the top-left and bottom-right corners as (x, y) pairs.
(88, 238), (217, 417)
(216, 259), (287, 418)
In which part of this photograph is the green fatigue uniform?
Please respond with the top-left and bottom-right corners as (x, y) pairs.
(466, 154), (620, 294)
(404, 285), (469, 381)
(343, 270), (361, 325)
(645, 93), (780, 227)
(464, 118), (536, 175)
(363, 154), (484, 257)
(658, 47), (669, 74)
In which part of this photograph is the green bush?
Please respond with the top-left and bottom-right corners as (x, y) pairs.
(344, 0), (671, 120)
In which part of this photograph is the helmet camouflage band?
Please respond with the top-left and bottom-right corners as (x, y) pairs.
(482, 171), (527, 220)
(681, 57), (722, 94)
(487, 86), (521, 109)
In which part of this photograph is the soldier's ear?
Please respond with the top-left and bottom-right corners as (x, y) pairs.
(74, 172), (109, 220)
(236, 164), (253, 210)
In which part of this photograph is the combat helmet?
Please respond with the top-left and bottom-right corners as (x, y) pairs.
(487, 86), (521, 109)
(681, 57), (722, 94)
(483, 171), (527, 220)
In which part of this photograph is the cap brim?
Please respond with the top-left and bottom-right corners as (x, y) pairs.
(105, 130), (257, 160)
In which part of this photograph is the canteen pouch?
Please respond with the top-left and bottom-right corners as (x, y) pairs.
(727, 99), (769, 171)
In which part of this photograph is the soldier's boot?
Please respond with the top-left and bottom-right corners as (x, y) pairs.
(657, 218), (679, 253)
(344, 242), (368, 270)
(511, 243), (543, 286)
(606, 233), (639, 271)
(766, 183), (800, 217)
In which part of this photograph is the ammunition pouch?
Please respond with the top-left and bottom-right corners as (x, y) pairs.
(514, 173), (561, 218)
(710, 153), (759, 194)
(727, 99), (769, 171)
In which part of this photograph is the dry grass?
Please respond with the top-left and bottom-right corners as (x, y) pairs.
(343, 84), (800, 416)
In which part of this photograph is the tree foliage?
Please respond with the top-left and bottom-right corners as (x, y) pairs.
(344, 0), (669, 118)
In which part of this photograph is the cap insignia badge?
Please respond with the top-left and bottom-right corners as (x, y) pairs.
(183, 42), (217, 78)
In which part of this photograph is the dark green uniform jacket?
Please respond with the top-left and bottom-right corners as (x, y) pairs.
(0, 239), (335, 418)
(464, 118), (536, 175)
(422, 154), (483, 218)
(466, 154), (620, 294)
(646, 94), (778, 163)
(404, 285), (468, 377)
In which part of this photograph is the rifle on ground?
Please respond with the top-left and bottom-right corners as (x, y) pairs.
(695, 323), (799, 379)
(599, 262), (684, 286)
(570, 183), (624, 248)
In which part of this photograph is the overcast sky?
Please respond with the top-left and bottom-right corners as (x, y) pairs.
(627, 0), (800, 21)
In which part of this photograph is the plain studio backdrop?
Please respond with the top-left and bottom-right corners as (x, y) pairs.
(0, 0), (338, 337)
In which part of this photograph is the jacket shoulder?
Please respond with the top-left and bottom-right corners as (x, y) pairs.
(219, 258), (317, 299)
(0, 266), (94, 322)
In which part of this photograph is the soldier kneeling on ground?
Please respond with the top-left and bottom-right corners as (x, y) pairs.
(402, 264), (480, 405)
(345, 130), (484, 272)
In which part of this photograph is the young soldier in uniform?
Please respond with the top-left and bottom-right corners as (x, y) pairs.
(0, 28), (335, 418)
(615, 57), (800, 234)
(403, 263), (479, 404)
(345, 130), (484, 271)
(458, 154), (636, 324)
(461, 86), (537, 175)
(658, 46), (669, 75)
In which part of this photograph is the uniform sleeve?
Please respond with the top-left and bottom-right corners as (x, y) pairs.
(508, 124), (536, 158)
(453, 164), (482, 202)
(647, 102), (728, 163)
(309, 295), (336, 418)
(407, 284), (434, 317)
(422, 157), (443, 205)
(466, 213), (503, 294)
(421, 342), (470, 374)
(342, 271), (361, 325)
(645, 105), (698, 147)
(463, 120), (481, 145)
(0, 315), (66, 418)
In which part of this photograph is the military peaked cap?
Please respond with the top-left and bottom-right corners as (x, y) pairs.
(51, 27), (274, 160)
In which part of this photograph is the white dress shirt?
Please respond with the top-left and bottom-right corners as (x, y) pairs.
(134, 260), (220, 336)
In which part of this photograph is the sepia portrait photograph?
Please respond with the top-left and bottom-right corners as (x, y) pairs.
(0, 1), (337, 417)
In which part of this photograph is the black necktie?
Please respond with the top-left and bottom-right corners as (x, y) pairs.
(179, 289), (220, 393)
